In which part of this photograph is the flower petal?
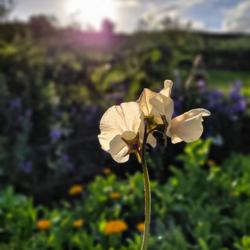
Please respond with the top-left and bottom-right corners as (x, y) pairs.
(98, 102), (143, 151)
(150, 93), (174, 123)
(98, 106), (126, 151)
(137, 88), (157, 117)
(137, 81), (173, 123)
(120, 102), (144, 133)
(159, 80), (173, 97)
(98, 102), (144, 163)
(167, 108), (211, 143)
(108, 135), (130, 163)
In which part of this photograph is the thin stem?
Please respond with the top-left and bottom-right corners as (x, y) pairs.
(140, 122), (151, 250)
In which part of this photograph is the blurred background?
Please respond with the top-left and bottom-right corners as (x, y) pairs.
(0, 0), (250, 249)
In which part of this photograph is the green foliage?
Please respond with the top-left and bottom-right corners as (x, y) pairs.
(177, 139), (212, 169)
(0, 187), (36, 245)
(0, 141), (250, 249)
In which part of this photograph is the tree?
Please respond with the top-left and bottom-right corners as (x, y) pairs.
(28, 15), (57, 37)
(0, 0), (14, 21)
(101, 19), (115, 35)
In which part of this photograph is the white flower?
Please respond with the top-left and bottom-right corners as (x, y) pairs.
(137, 80), (174, 124)
(167, 108), (211, 143)
(138, 80), (210, 144)
(98, 102), (155, 163)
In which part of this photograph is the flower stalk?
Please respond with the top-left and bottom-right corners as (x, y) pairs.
(140, 121), (151, 250)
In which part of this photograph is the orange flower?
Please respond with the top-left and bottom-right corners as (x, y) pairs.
(37, 219), (51, 230)
(109, 192), (121, 200)
(104, 220), (128, 235)
(73, 219), (84, 228)
(103, 167), (112, 175)
(68, 184), (83, 196)
(136, 222), (145, 233)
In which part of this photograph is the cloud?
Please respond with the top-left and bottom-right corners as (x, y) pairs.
(223, 1), (250, 33)
(115, 0), (139, 8)
(115, 0), (204, 10)
(137, 0), (206, 30)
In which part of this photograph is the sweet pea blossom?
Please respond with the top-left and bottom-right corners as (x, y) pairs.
(98, 102), (156, 163)
(167, 108), (210, 143)
(138, 80), (210, 144)
(137, 80), (174, 125)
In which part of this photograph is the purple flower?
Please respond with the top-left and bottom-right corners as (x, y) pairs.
(228, 81), (247, 114)
(232, 99), (247, 113)
(209, 90), (224, 99)
(206, 90), (224, 110)
(10, 98), (22, 109)
(197, 79), (206, 88)
(229, 80), (242, 100)
(50, 128), (62, 142)
(63, 154), (74, 171)
(63, 154), (70, 162)
(85, 106), (98, 123)
(19, 161), (33, 174)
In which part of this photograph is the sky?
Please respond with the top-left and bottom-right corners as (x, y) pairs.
(8, 0), (250, 33)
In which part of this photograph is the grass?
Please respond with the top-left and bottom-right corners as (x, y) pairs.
(207, 69), (250, 96)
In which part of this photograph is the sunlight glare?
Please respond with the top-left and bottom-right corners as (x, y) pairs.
(66, 0), (116, 29)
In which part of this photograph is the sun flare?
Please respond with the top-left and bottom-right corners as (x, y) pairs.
(66, 0), (116, 29)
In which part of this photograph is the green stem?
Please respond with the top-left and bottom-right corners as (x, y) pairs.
(140, 122), (151, 250)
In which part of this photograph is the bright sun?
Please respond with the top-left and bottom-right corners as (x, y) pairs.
(66, 0), (116, 29)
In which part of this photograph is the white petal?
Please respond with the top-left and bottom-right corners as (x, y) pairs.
(98, 106), (126, 151)
(98, 133), (114, 152)
(108, 135), (130, 163)
(167, 108), (210, 143)
(150, 93), (174, 123)
(171, 135), (183, 144)
(98, 102), (143, 151)
(137, 88), (157, 117)
(137, 81), (173, 123)
(160, 80), (173, 97)
(120, 102), (144, 133)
